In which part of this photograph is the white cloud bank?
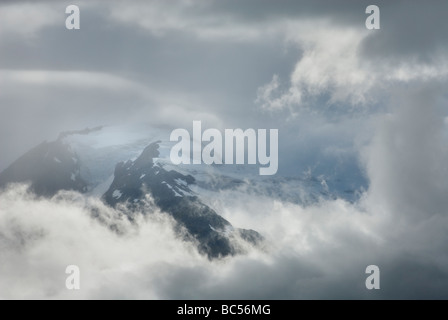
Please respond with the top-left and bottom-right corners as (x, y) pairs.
(2, 85), (448, 299)
(0, 183), (381, 299)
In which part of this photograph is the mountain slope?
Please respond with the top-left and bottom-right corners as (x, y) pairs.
(0, 139), (87, 196)
(103, 141), (262, 258)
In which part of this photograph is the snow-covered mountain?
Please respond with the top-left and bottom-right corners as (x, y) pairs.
(103, 141), (262, 258)
(0, 125), (365, 258)
(0, 126), (265, 258)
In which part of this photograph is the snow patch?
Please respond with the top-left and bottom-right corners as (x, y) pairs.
(162, 182), (183, 197)
(140, 174), (146, 179)
(112, 190), (123, 199)
(54, 157), (61, 163)
(174, 178), (187, 186)
(177, 188), (194, 197)
(173, 190), (182, 197)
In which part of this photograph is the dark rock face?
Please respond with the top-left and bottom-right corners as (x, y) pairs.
(0, 140), (87, 197)
(103, 141), (262, 259)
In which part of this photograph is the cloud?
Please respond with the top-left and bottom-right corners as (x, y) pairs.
(1, 0), (448, 299)
(155, 79), (448, 299)
(0, 2), (60, 38)
(0, 67), (225, 171)
(2, 107), (448, 302)
(1, 183), (380, 299)
(255, 2), (448, 113)
(0, 184), (204, 299)
(0, 69), (147, 91)
(107, 0), (281, 42)
(362, 83), (448, 221)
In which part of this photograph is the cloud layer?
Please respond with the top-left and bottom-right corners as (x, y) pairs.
(2, 89), (448, 300)
(1, 0), (448, 299)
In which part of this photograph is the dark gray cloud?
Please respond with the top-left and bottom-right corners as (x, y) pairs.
(360, 1), (448, 63)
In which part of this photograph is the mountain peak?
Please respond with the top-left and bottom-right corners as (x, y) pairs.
(133, 140), (161, 169)
(103, 141), (262, 259)
(0, 139), (87, 196)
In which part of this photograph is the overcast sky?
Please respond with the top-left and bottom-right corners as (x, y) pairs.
(1, 0), (448, 299)
(2, 0), (447, 174)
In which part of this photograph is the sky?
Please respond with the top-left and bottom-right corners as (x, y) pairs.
(1, 0), (447, 177)
(1, 0), (448, 299)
